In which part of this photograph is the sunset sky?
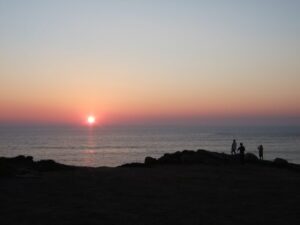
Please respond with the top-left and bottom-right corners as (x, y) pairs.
(1, 0), (299, 125)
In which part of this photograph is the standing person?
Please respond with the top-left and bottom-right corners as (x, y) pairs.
(258, 145), (264, 160)
(231, 139), (237, 155)
(237, 143), (245, 164)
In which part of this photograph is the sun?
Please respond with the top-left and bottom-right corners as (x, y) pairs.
(87, 116), (96, 125)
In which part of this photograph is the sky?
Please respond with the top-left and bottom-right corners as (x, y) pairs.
(0, 0), (300, 126)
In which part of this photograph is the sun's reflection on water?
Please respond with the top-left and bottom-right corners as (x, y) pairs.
(82, 128), (97, 166)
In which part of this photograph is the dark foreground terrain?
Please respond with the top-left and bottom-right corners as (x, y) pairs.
(1, 150), (300, 225)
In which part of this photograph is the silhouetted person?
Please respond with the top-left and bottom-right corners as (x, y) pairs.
(231, 139), (237, 155)
(237, 143), (245, 164)
(258, 145), (264, 160)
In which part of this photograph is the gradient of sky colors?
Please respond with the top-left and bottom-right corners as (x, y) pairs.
(1, 0), (300, 125)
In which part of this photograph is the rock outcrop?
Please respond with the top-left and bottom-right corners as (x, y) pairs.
(245, 153), (259, 162)
(2, 150), (298, 175)
(273, 158), (289, 167)
(146, 149), (237, 166)
(144, 156), (157, 165)
(0, 156), (75, 177)
(122, 149), (298, 171)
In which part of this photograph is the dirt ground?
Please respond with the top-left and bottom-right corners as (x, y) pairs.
(1, 164), (300, 225)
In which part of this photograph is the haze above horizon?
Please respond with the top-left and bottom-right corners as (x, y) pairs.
(1, 0), (299, 126)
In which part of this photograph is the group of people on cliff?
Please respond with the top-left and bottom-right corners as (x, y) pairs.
(231, 139), (264, 163)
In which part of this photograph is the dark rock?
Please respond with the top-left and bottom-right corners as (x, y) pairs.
(195, 149), (227, 164)
(0, 155), (75, 177)
(0, 156), (34, 177)
(180, 151), (198, 164)
(273, 158), (288, 167)
(158, 152), (182, 164)
(34, 160), (74, 172)
(7, 155), (34, 166)
(0, 161), (16, 177)
(120, 163), (145, 168)
(144, 157), (157, 165)
(155, 149), (233, 165)
(143, 149), (289, 167)
(245, 153), (259, 162)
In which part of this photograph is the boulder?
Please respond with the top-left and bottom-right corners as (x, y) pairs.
(144, 157), (157, 166)
(245, 153), (259, 162)
(120, 162), (145, 168)
(156, 149), (233, 165)
(7, 155), (34, 166)
(34, 160), (74, 172)
(180, 151), (198, 164)
(273, 158), (288, 167)
(158, 152), (182, 164)
(195, 149), (226, 164)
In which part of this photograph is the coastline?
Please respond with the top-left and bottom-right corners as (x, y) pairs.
(1, 150), (300, 225)
(1, 149), (300, 176)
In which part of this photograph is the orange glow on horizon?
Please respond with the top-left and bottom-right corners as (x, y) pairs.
(0, 98), (299, 126)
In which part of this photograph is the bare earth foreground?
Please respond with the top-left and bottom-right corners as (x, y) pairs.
(1, 150), (300, 225)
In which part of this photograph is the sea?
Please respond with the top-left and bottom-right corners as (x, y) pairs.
(0, 125), (300, 167)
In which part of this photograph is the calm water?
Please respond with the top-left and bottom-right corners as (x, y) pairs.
(0, 126), (300, 167)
